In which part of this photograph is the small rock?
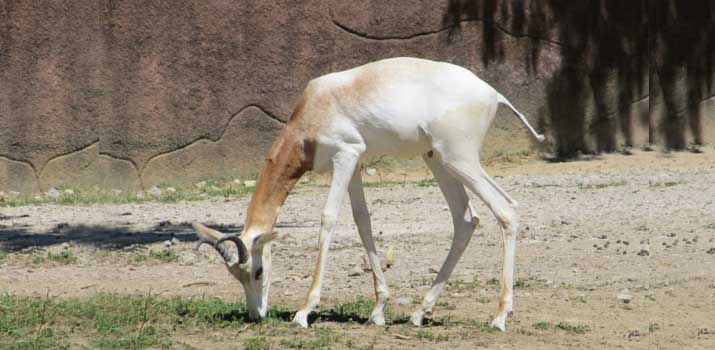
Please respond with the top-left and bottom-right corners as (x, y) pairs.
(46, 188), (61, 199)
(366, 168), (377, 176)
(243, 180), (256, 188)
(195, 181), (207, 189)
(348, 265), (363, 276)
(163, 240), (173, 248)
(60, 242), (70, 250)
(148, 186), (162, 198)
(428, 267), (439, 274)
(617, 289), (633, 304)
(396, 296), (413, 305)
(166, 187), (177, 194)
(171, 238), (181, 245)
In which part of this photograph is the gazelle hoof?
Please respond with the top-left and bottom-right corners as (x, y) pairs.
(290, 314), (309, 329)
(409, 311), (424, 327)
(490, 317), (506, 332)
(367, 313), (386, 326)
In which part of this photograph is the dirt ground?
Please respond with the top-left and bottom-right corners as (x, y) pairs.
(2, 148), (715, 349)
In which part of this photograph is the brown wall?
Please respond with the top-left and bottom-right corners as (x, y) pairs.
(0, 1), (710, 193)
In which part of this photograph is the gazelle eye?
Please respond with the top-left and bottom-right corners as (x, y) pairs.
(254, 267), (263, 280)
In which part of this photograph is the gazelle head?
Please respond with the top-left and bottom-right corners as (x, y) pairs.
(192, 223), (277, 320)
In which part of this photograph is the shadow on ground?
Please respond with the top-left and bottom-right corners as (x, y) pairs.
(0, 221), (310, 252)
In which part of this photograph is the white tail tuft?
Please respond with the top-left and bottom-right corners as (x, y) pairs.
(497, 94), (545, 143)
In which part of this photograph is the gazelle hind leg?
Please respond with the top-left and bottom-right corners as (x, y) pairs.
(410, 152), (479, 326)
(348, 168), (390, 325)
(291, 147), (363, 328)
(443, 162), (518, 332)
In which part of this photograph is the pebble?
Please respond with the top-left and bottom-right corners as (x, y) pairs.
(348, 265), (363, 276)
(617, 289), (633, 304)
(243, 180), (256, 188)
(171, 238), (181, 245)
(366, 168), (377, 176)
(163, 240), (173, 248)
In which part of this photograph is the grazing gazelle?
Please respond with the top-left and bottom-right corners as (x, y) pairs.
(193, 57), (544, 331)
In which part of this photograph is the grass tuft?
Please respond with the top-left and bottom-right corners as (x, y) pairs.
(244, 336), (268, 350)
(555, 322), (590, 334)
(280, 328), (341, 349)
(46, 250), (77, 265)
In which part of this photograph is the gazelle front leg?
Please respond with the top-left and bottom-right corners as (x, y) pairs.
(291, 147), (363, 328)
(348, 168), (389, 325)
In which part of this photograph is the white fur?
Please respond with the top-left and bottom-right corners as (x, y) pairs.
(292, 57), (544, 330)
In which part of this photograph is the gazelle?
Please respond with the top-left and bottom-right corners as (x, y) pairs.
(193, 57), (544, 331)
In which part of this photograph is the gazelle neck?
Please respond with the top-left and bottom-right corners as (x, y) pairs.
(243, 127), (313, 237)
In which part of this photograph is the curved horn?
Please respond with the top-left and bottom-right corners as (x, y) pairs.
(192, 223), (241, 264)
(215, 235), (248, 265)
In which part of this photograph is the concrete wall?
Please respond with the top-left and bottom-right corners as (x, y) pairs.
(0, 1), (710, 193)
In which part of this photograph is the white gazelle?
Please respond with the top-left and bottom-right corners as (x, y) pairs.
(193, 57), (544, 331)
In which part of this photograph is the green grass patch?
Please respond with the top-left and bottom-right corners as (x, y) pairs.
(279, 328), (341, 349)
(46, 250), (77, 265)
(532, 321), (550, 330)
(0, 293), (276, 349)
(648, 181), (682, 188)
(577, 180), (627, 190)
(531, 321), (588, 334)
(469, 320), (497, 333)
(416, 178), (437, 188)
(415, 330), (449, 342)
(244, 336), (268, 350)
(330, 298), (374, 322)
(555, 322), (589, 334)
(0, 177), (255, 208)
(148, 249), (179, 263)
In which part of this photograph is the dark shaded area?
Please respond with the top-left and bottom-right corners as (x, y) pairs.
(443, 0), (712, 156)
(651, 0), (715, 149)
(0, 221), (308, 252)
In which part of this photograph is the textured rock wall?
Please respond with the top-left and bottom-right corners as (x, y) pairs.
(0, 1), (708, 193)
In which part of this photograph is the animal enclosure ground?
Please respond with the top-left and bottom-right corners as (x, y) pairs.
(1, 149), (715, 349)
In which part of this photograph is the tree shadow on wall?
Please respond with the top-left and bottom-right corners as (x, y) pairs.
(443, 0), (712, 157)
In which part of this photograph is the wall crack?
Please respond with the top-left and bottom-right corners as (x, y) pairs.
(331, 16), (567, 49)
